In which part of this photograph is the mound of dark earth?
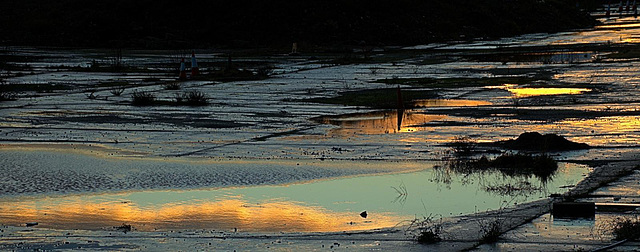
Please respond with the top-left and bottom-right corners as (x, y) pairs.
(497, 132), (589, 151)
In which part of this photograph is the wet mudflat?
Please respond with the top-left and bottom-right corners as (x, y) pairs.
(2, 14), (640, 250)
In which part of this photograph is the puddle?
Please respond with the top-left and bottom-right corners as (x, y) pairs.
(489, 84), (592, 97)
(0, 162), (590, 232)
(312, 110), (447, 135)
(0, 197), (400, 232)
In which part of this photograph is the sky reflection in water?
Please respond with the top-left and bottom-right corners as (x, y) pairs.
(0, 162), (589, 232)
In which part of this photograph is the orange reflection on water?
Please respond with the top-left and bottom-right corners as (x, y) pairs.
(558, 116), (640, 145)
(313, 110), (446, 136)
(597, 22), (640, 29)
(0, 197), (401, 232)
(411, 99), (491, 107)
(507, 87), (591, 97)
(490, 84), (591, 97)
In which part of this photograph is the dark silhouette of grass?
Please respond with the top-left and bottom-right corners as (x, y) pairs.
(182, 91), (208, 106)
(479, 219), (502, 244)
(446, 153), (558, 182)
(449, 136), (477, 156)
(612, 218), (640, 241)
(110, 87), (125, 96)
(409, 214), (444, 245)
(164, 82), (181, 90)
(131, 91), (155, 106)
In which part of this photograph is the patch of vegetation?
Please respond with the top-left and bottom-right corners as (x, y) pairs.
(131, 90), (210, 107)
(445, 153), (558, 182)
(131, 91), (156, 106)
(110, 87), (125, 96)
(176, 90), (208, 106)
(409, 214), (444, 245)
(492, 153), (557, 179)
(374, 76), (539, 88)
(303, 88), (438, 109)
(448, 136), (477, 156)
(417, 227), (443, 244)
(611, 217), (640, 241)
(114, 223), (133, 234)
(164, 82), (181, 90)
(479, 219), (503, 244)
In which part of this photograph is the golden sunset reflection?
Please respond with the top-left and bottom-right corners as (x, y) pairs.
(558, 116), (640, 145)
(489, 84), (592, 97)
(411, 99), (492, 107)
(496, 115), (640, 146)
(596, 22), (640, 29)
(0, 197), (402, 232)
(313, 110), (446, 136)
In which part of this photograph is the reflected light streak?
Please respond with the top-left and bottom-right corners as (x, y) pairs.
(411, 99), (491, 108)
(489, 84), (591, 97)
(0, 198), (402, 232)
(313, 110), (446, 136)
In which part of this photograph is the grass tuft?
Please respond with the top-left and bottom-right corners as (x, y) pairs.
(164, 82), (181, 90)
(131, 91), (155, 106)
(449, 136), (477, 156)
(110, 87), (125, 96)
(409, 214), (444, 244)
(479, 219), (502, 244)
